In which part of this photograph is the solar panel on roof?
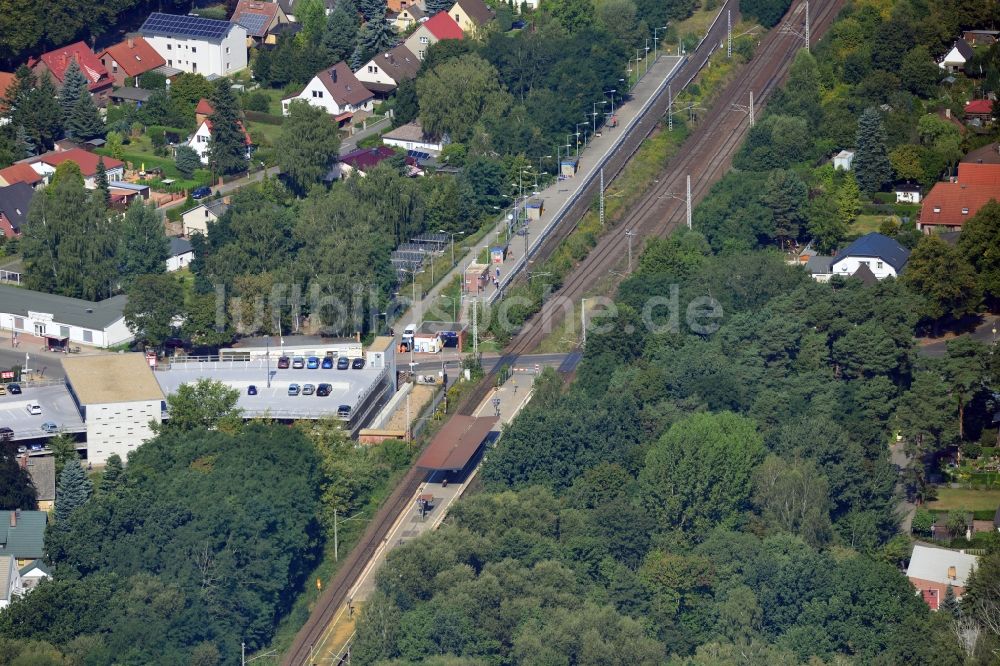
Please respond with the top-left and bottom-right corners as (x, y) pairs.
(141, 12), (233, 40)
(236, 13), (269, 35)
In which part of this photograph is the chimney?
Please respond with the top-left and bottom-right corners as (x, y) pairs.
(9, 511), (15, 528)
(948, 565), (957, 580)
(331, 68), (337, 83)
(128, 36), (135, 48)
(945, 108), (952, 118)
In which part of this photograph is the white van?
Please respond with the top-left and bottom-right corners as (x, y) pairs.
(401, 324), (416, 348)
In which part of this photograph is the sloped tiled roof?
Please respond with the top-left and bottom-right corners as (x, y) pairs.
(424, 12), (464, 40)
(371, 44), (420, 83)
(920, 181), (1000, 228)
(0, 182), (34, 233)
(0, 163), (44, 187)
(953, 39), (975, 60)
(958, 162), (1000, 187)
(0, 71), (15, 111)
(232, 0), (280, 37)
(0, 511), (47, 560)
(98, 36), (166, 77)
(832, 232), (910, 272)
(196, 98), (215, 115)
(317, 62), (374, 107)
(966, 99), (994, 115)
(30, 41), (111, 91)
(340, 146), (398, 171)
(37, 149), (124, 177)
(453, 0), (495, 26)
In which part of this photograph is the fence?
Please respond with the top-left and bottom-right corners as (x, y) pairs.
(0, 269), (20, 284)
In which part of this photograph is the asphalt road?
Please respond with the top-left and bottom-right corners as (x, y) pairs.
(0, 348), (66, 380)
(917, 315), (998, 358)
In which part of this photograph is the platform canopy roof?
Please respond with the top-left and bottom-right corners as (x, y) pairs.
(416, 415), (497, 471)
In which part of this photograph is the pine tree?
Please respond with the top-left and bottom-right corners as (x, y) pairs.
(55, 456), (92, 523)
(853, 107), (892, 195)
(99, 454), (124, 493)
(357, 0), (387, 22)
(941, 584), (960, 617)
(66, 92), (105, 141)
(14, 124), (34, 157)
(60, 59), (89, 122)
(206, 79), (249, 176)
(425, 0), (452, 15)
(354, 12), (395, 68)
(32, 73), (64, 150)
(174, 144), (201, 178)
(94, 157), (110, 208)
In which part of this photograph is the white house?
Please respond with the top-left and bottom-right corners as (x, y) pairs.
(829, 232), (910, 280)
(0, 555), (22, 609)
(167, 237), (194, 271)
(281, 62), (374, 118)
(187, 119), (252, 164)
(28, 149), (125, 190)
(894, 182), (922, 204)
(140, 12), (248, 77)
(355, 44), (420, 95)
(181, 197), (229, 236)
(17, 560), (51, 593)
(0, 285), (131, 348)
(63, 354), (166, 465)
(907, 544), (979, 610)
(382, 121), (445, 154)
(833, 150), (854, 171)
(938, 39), (974, 73)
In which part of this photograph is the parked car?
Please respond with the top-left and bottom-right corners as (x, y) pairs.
(247, 385), (258, 395)
(287, 383), (300, 396)
(321, 356), (334, 369)
(337, 356), (350, 370)
(191, 186), (212, 199)
(351, 357), (366, 370)
(25, 403), (41, 415)
(302, 383), (316, 396)
(0, 427), (13, 441)
(292, 356), (305, 369)
(17, 445), (26, 453)
(316, 383), (332, 397)
(7, 383), (20, 394)
(307, 356), (320, 369)
(337, 404), (352, 418)
(28, 443), (43, 452)
(41, 421), (59, 434)
(277, 356), (290, 369)
(0, 385), (6, 396)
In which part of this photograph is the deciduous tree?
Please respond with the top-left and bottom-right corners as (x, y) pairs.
(0, 451), (37, 510)
(118, 201), (169, 285)
(124, 274), (185, 348)
(958, 200), (1000, 306)
(155, 378), (243, 433)
(279, 101), (341, 194)
(903, 234), (981, 329)
(417, 55), (513, 142)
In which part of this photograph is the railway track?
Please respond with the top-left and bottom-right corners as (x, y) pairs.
(457, 0), (845, 416)
(284, 2), (846, 660)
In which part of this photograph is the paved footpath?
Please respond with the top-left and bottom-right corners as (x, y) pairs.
(308, 371), (537, 663)
(395, 55), (685, 332)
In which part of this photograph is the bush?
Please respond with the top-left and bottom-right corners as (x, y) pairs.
(244, 91), (271, 113)
(911, 508), (935, 535)
(174, 145), (201, 178)
(138, 71), (167, 90)
(961, 441), (983, 460)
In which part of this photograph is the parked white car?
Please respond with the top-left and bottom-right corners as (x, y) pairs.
(25, 403), (41, 415)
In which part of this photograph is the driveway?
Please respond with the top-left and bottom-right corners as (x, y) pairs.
(918, 314), (998, 358)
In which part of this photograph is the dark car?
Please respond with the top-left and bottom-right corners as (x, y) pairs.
(321, 356), (334, 369)
(247, 385), (258, 395)
(191, 186), (212, 199)
(316, 383), (332, 397)
(337, 356), (350, 370)
(351, 357), (366, 370)
(277, 356), (290, 369)
(0, 427), (12, 441)
(7, 383), (21, 394)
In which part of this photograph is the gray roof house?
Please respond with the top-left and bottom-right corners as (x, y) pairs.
(0, 284), (131, 348)
(830, 232), (910, 280)
(0, 182), (34, 236)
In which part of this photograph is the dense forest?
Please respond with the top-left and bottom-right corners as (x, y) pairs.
(347, 0), (1000, 663)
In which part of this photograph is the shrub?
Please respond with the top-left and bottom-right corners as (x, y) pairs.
(174, 145), (201, 178)
(244, 91), (271, 113)
(911, 508), (934, 535)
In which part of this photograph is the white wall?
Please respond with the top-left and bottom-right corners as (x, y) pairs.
(188, 121), (212, 163)
(167, 251), (194, 272)
(0, 313), (131, 347)
(181, 204), (218, 236)
(83, 166), (124, 189)
(831, 255), (898, 280)
(282, 79), (343, 116)
(144, 25), (247, 77)
(383, 136), (443, 154)
(896, 191), (921, 203)
(84, 398), (162, 464)
(356, 60), (397, 87)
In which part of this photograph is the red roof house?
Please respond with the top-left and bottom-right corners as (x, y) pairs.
(965, 99), (994, 121)
(195, 98), (215, 125)
(98, 36), (166, 87)
(424, 12), (465, 40)
(0, 163), (44, 188)
(29, 41), (113, 103)
(919, 163), (1000, 232)
(0, 71), (15, 112)
(231, 0), (289, 41)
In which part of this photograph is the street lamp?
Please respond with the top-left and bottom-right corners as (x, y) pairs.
(440, 229), (464, 266)
(605, 89), (617, 119)
(653, 25), (668, 60)
(538, 154), (551, 178)
(591, 100), (606, 134)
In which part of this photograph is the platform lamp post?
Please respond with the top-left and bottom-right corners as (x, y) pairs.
(644, 40), (651, 76)
(653, 25), (668, 61)
(441, 229), (464, 266)
(605, 89), (617, 119)
(591, 100), (606, 134)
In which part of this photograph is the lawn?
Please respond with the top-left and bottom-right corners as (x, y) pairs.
(245, 120), (283, 146)
(853, 214), (899, 235)
(927, 486), (1000, 512)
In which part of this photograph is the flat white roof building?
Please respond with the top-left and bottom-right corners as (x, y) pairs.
(0, 284), (131, 348)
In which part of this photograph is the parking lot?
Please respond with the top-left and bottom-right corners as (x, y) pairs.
(0, 383), (85, 441)
(154, 364), (389, 420)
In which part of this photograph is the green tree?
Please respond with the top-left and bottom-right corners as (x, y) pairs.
(94, 157), (110, 208)
(181, 292), (235, 348)
(897, 370), (956, 497)
(174, 145), (201, 179)
(59, 60), (88, 124)
(751, 454), (832, 546)
(47, 433), (79, 479)
(911, 508), (935, 535)
(357, 0), (387, 22)
(763, 169), (808, 247)
(5, 68), (62, 151)
(942, 337), (988, 441)
(324, 1), (361, 63)
(639, 411), (766, 537)
(889, 144), (925, 183)
(206, 80), (249, 176)
(118, 201), (169, 285)
(155, 378), (243, 434)
(279, 101), (341, 194)
(901, 46), (941, 97)
(66, 85), (104, 142)
(54, 456), (92, 523)
(298, 0), (328, 43)
(853, 107), (892, 194)
(105, 130), (125, 161)
(0, 452), (37, 510)
(417, 55), (513, 142)
(958, 200), (1000, 306)
(123, 274), (185, 348)
(903, 234), (981, 328)
(98, 454), (124, 493)
(354, 10), (396, 67)
(805, 193), (846, 253)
